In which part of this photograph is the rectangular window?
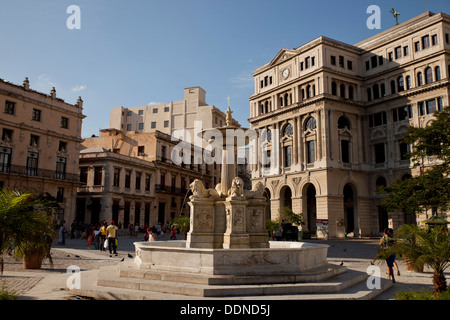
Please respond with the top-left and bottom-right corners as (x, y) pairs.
(365, 61), (370, 70)
(30, 135), (39, 147)
(374, 143), (385, 164)
(431, 34), (438, 46)
(419, 101), (425, 116)
(400, 142), (411, 161)
(311, 57), (315, 66)
(341, 140), (350, 163)
(307, 141), (315, 163)
(403, 46), (409, 56)
(371, 56), (378, 68)
(164, 106), (170, 112)
(26, 152), (39, 176)
(79, 167), (88, 184)
(127, 111), (133, 116)
(284, 146), (291, 167)
(437, 97), (443, 111)
(127, 124), (132, 131)
(61, 117), (69, 129)
(138, 123), (144, 130)
(32, 109), (41, 121)
(388, 52), (393, 61)
(164, 120), (169, 128)
(153, 108), (158, 113)
(394, 46), (402, 59)
(55, 157), (67, 180)
(58, 141), (67, 152)
(330, 56), (336, 66)
(151, 122), (156, 129)
(93, 167), (103, 185)
(56, 187), (64, 203)
(1, 129), (13, 142)
(414, 41), (420, 52)
(138, 146), (145, 155)
(426, 99), (436, 114)
(305, 57), (310, 69)
(145, 174), (151, 191)
(0, 147), (12, 173)
(339, 56), (344, 68)
(422, 35), (430, 49)
(4, 101), (15, 115)
(347, 60), (353, 70)
(138, 110), (144, 115)
(125, 170), (131, 188)
(378, 56), (384, 65)
(135, 172), (141, 190)
(113, 168), (121, 187)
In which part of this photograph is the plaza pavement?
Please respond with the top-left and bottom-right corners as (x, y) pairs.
(0, 235), (447, 300)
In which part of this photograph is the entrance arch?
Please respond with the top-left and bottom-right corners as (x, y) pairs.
(280, 185), (292, 211)
(343, 183), (359, 236)
(305, 184), (317, 234)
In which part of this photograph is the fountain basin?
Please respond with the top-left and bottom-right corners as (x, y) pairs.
(134, 241), (329, 276)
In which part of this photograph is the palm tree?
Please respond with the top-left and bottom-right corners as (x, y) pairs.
(171, 216), (190, 240)
(376, 224), (450, 295)
(0, 189), (56, 273)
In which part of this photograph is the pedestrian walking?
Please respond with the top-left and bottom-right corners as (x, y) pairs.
(380, 228), (397, 283)
(99, 222), (107, 251)
(106, 220), (119, 256)
(147, 228), (156, 242)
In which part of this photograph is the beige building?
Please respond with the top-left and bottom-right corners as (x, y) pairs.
(109, 86), (240, 139)
(249, 12), (450, 238)
(77, 128), (219, 229)
(0, 77), (85, 225)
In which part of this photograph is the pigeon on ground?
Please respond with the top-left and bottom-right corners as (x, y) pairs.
(128, 254), (133, 259)
(120, 258), (124, 262)
(339, 261), (344, 266)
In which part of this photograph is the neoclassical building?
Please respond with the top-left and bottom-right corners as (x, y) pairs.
(0, 77), (85, 225)
(249, 12), (450, 238)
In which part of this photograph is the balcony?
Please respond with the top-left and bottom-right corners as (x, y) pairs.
(0, 164), (79, 182)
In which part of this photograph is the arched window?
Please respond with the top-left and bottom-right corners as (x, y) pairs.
(406, 76), (411, 89)
(260, 103), (264, 114)
(390, 80), (396, 94)
(284, 93), (289, 106)
(417, 72), (423, 86)
(398, 76), (404, 92)
(340, 84), (346, 98)
(435, 66), (441, 81)
(338, 116), (351, 130)
(367, 88), (372, 101)
(306, 85), (311, 99)
(348, 86), (354, 100)
(305, 117), (317, 131)
(425, 67), (433, 84)
(283, 123), (293, 137)
(331, 82), (337, 95)
(265, 101), (269, 113)
(380, 83), (386, 97)
(373, 84), (380, 99)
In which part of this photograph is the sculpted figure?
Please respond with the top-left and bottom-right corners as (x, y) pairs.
(227, 177), (245, 200)
(189, 179), (219, 200)
(244, 181), (266, 200)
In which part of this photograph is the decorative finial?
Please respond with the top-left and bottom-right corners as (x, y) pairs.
(390, 8), (400, 25)
(226, 106), (233, 126)
(227, 96), (231, 108)
(23, 77), (30, 90)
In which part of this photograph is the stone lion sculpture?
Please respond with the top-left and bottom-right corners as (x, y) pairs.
(227, 177), (245, 200)
(189, 179), (219, 200)
(244, 181), (266, 200)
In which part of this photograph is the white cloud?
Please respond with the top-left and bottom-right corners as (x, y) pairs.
(37, 74), (57, 88)
(230, 71), (253, 89)
(71, 84), (87, 92)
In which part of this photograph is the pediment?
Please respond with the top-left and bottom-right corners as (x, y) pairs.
(268, 49), (298, 68)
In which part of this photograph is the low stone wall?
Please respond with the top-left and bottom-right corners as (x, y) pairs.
(134, 241), (329, 276)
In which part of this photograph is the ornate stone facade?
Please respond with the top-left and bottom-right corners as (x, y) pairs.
(249, 12), (450, 238)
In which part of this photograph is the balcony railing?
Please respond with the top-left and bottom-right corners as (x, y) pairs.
(155, 184), (189, 196)
(0, 164), (79, 182)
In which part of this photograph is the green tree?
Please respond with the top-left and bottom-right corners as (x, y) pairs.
(379, 106), (450, 216)
(376, 224), (450, 295)
(265, 219), (282, 240)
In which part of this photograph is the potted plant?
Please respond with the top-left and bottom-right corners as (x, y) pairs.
(0, 189), (56, 272)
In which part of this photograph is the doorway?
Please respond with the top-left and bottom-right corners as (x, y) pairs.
(305, 184), (317, 234)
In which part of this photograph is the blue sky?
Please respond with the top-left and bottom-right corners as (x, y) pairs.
(1, 0), (449, 138)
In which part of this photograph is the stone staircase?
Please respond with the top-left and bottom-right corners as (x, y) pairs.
(71, 261), (393, 300)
